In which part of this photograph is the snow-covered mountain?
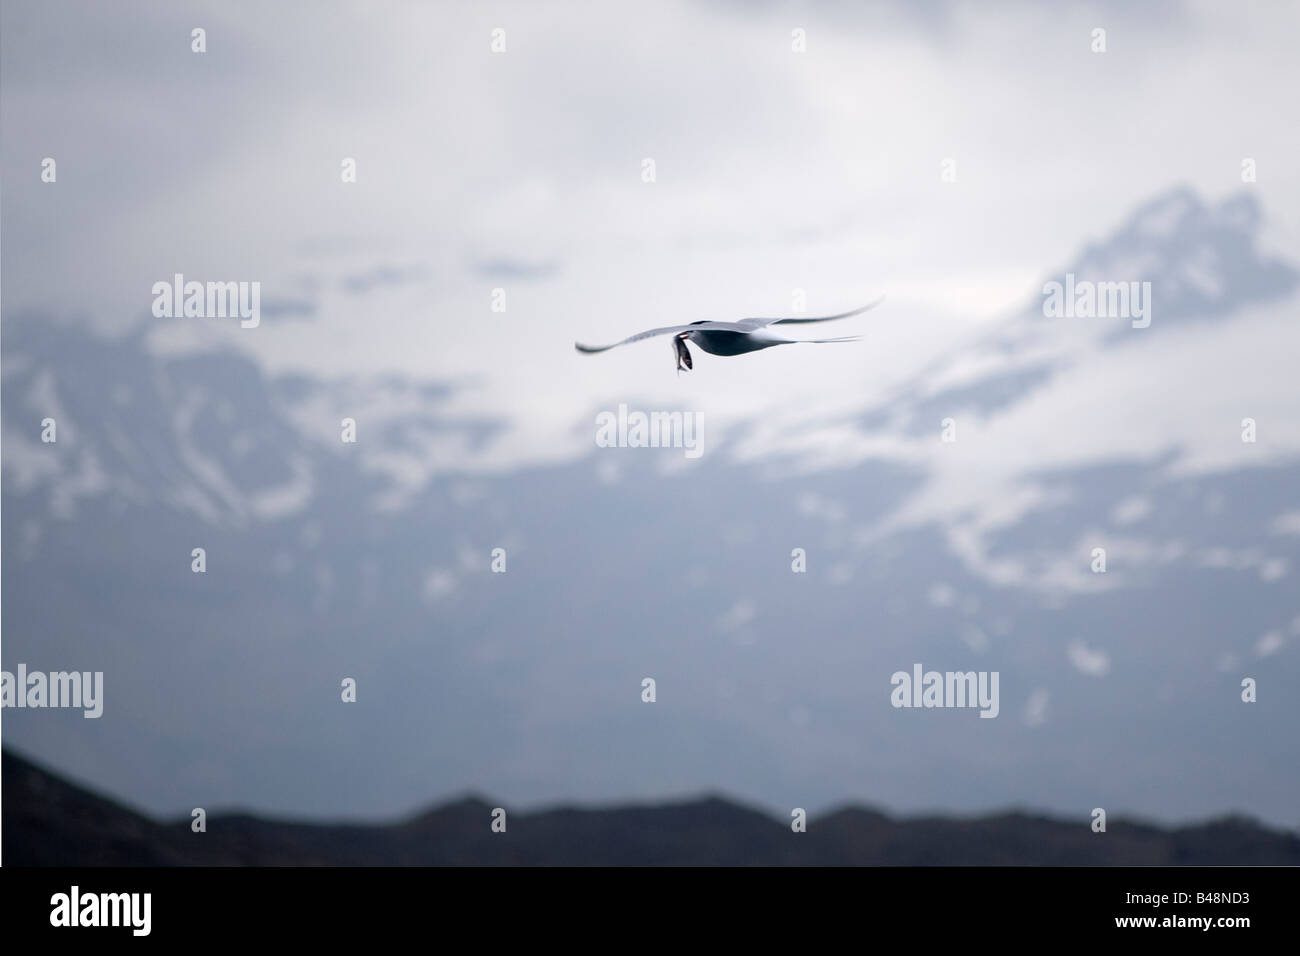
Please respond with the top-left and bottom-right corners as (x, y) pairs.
(4, 186), (1299, 828)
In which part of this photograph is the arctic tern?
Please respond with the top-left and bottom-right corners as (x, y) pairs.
(574, 297), (883, 372)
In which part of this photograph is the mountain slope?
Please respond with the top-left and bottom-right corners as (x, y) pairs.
(7, 750), (1299, 866)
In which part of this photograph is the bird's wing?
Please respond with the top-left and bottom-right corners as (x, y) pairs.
(732, 296), (885, 331)
(574, 322), (742, 353)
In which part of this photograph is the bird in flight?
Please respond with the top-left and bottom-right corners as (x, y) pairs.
(575, 298), (883, 372)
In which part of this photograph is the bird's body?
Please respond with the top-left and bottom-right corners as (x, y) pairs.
(575, 299), (882, 372)
(688, 325), (785, 355)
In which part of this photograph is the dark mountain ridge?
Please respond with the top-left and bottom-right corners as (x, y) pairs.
(7, 749), (1298, 866)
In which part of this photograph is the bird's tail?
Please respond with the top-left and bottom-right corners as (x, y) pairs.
(800, 335), (862, 344)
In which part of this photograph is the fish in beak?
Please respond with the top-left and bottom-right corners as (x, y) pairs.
(674, 334), (693, 373)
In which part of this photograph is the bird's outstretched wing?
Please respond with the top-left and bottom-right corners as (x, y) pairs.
(732, 296), (885, 331)
(574, 324), (693, 353)
(573, 299), (882, 353)
(574, 321), (741, 353)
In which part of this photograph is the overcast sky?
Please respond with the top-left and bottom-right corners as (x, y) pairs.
(7, 0), (1300, 559)
(5, 1), (1299, 434)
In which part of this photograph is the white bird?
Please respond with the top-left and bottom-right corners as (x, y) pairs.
(574, 298), (883, 372)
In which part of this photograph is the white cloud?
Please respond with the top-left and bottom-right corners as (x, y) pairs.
(717, 599), (756, 633)
(1023, 688), (1050, 727)
(1256, 631), (1286, 657)
(1112, 496), (1151, 526)
(1067, 641), (1111, 677)
(422, 568), (458, 604)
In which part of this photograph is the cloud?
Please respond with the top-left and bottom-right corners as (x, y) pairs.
(1067, 641), (1111, 677)
(1112, 496), (1151, 526)
(422, 568), (459, 604)
(1255, 631), (1286, 657)
(1271, 511), (1300, 536)
(717, 599), (756, 633)
(340, 265), (427, 296)
(1023, 689), (1050, 727)
(472, 258), (559, 281)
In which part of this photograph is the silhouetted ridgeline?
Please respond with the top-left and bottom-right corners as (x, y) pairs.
(6, 750), (1299, 866)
